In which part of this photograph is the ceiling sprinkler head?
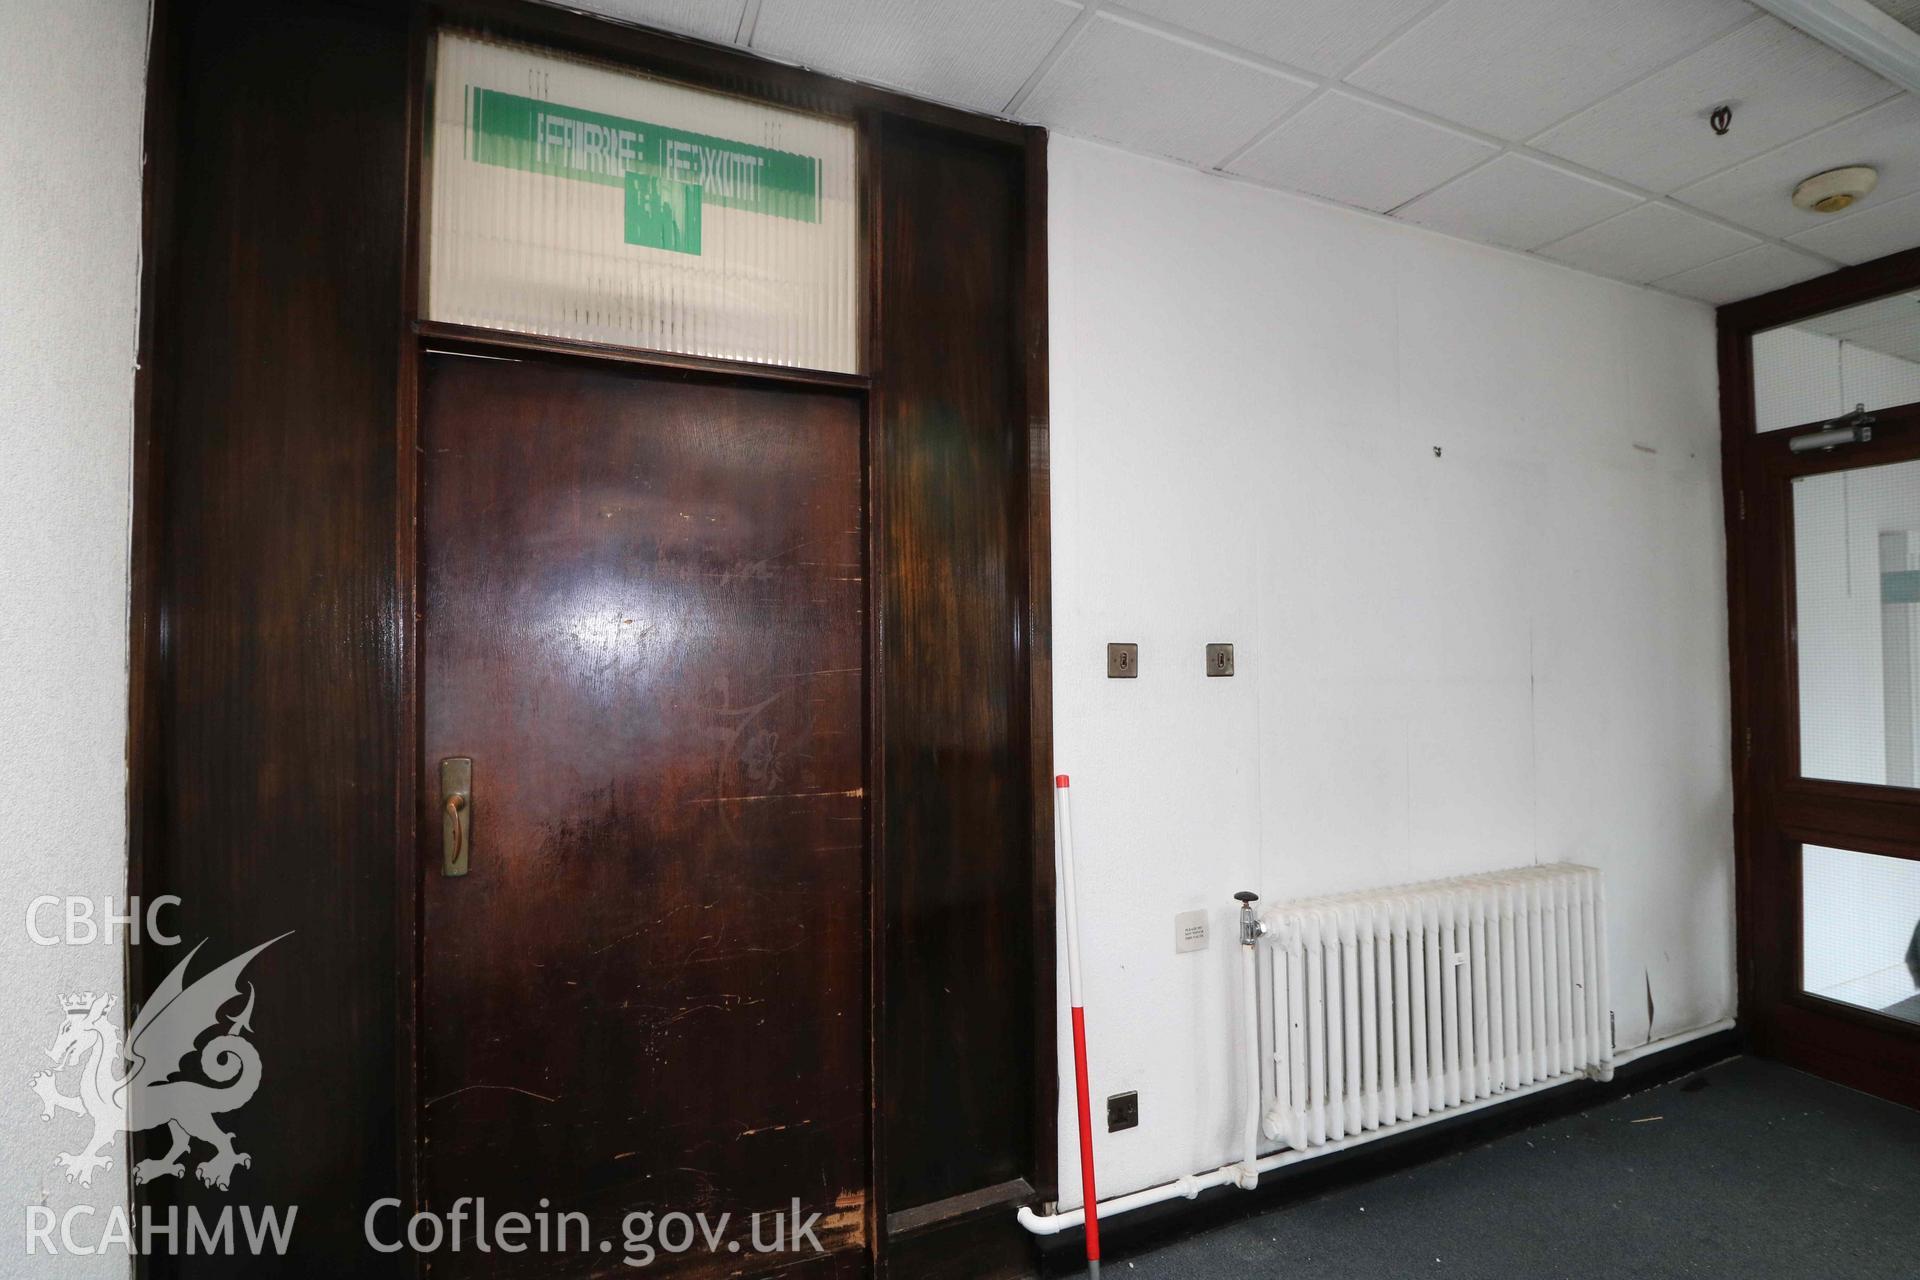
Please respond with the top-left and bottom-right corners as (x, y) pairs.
(1709, 105), (1732, 136)
(1793, 166), (1878, 214)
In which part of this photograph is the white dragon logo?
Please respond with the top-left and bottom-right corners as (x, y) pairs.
(31, 934), (288, 1191)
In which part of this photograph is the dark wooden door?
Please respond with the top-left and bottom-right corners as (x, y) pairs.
(417, 353), (869, 1276)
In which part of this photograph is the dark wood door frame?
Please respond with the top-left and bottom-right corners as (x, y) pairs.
(128, 1), (1055, 1274)
(1718, 244), (1920, 1111)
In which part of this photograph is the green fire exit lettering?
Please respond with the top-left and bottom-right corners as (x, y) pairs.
(467, 86), (821, 257)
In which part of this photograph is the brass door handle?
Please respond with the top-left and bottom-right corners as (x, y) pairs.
(441, 757), (472, 877)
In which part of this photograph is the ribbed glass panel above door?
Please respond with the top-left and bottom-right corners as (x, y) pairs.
(427, 31), (860, 374)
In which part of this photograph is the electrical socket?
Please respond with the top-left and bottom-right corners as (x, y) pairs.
(1107, 1091), (1138, 1132)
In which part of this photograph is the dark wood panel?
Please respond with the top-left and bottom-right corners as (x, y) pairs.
(133, 3), (1055, 1274)
(886, 1203), (1037, 1280)
(876, 117), (1038, 1212)
(417, 354), (870, 1278)
(1719, 244), (1920, 333)
(1762, 999), (1920, 1110)
(418, 320), (873, 392)
(134, 1), (411, 1275)
(1717, 315), (1763, 1035)
(1019, 128), (1057, 1210)
(126, 0), (180, 1040)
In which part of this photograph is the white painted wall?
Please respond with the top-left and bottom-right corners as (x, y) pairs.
(0, 1), (149, 1272)
(1048, 136), (1734, 1205)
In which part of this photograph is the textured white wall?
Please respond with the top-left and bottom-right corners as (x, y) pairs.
(0, 1), (149, 1273)
(1048, 135), (1734, 1205)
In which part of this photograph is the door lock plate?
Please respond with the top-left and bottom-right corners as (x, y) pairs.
(441, 756), (472, 877)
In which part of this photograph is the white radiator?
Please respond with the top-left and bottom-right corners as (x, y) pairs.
(1260, 864), (1612, 1151)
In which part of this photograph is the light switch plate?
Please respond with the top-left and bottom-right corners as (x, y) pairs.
(1175, 909), (1208, 953)
(1206, 643), (1234, 676)
(1107, 642), (1138, 678)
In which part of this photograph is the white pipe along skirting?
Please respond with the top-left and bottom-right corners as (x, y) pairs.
(1015, 1004), (1734, 1238)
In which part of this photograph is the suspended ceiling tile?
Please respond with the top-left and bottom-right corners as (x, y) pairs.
(750, 0), (1082, 113)
(1392, 153), (1641, 251)
(1866, 0), (1920, 32)
(1343, 0), (1755, 141)
(1118, 0), (1437, 78)
(1652, 242), (1833, 304)
(1673, 93), (1920, 238)
(1022, 12), (1316, 165)
(1536, 202), (1759, 283)
(1532, 17), (1902, 194)
(576, 0), (749, 45)
(1227, 90), (1497, 213)
(1787, 189), (1920, 262)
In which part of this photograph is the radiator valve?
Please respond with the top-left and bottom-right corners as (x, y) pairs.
(1234, 891), (1266, 946)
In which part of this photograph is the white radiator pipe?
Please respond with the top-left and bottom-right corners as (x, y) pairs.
(1236, 892), (1264, 1190)
(1016, 1017), (1738, 1237)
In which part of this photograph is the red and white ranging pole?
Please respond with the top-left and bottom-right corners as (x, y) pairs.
(1054, 774), (1101, 1279)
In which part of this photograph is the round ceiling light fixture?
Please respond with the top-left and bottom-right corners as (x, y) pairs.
(1793, 165), (1878, 214)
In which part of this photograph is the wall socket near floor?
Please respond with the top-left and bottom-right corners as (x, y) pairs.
(1175, 909), (1208, 953)
(1107, 1091), (1138, 1132)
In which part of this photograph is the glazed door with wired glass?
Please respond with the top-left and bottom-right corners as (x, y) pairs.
(1734, 283), (1920, 1107)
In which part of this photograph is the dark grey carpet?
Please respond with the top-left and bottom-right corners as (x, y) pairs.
(1071, 1056), (1920, 1279)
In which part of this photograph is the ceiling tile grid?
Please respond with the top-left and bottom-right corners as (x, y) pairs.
(1787, 188), (1920, 262)
(579, 0), (748, 45)
(1536, 201), (1761, 282)
(1225, 90), (1498, 213)
(1672, 93), (1920, 237)
(1392, 153), (1641, 251)
(1118, 0), (1438, 77)
(1868, 0), (1920, 34)
(749, 0), (1083, 113)
(1341, 0), (1758, 141)
(1020, 11), (1316, 165)
(1529, 16), (1902, 193)
(575, 0), (1920, 302)
(1651, 242), (1834, 303)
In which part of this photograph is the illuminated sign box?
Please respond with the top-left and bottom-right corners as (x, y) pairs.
(428, 32), (859, 373)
